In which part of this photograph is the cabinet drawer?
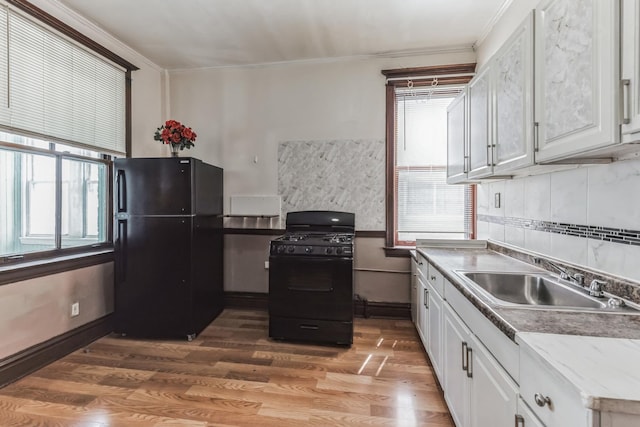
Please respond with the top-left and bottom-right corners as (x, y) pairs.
(444, 278), (519, 382)
(426, 262), (445, 296)
(417, 255), (428, 282)
(520, 345), (595, 426)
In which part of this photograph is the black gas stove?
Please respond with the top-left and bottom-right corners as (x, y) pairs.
(268, 210), (355, 346)
(270, 232), (354, 256)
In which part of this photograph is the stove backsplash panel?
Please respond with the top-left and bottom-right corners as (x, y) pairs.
(278, 139), (384, 230)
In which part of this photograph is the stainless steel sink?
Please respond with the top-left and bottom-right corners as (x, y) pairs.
(455, 271), (638, 313)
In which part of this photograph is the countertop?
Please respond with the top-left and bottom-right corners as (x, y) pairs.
(416, 247), (640, 341)
(416, 244), (640, 415)
(517, 333), (640, 415)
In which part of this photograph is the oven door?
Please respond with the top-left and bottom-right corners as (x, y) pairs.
(269, 255), (353, 321)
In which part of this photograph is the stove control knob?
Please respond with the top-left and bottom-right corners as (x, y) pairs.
(336, 247), (343, 255)
(325, 247), (333, 255)
(305, 246), (313, 253)
(287, 246), (294, 253)
(277, 245), (285, 253)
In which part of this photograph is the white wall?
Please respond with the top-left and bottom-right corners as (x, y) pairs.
(168, 51), (476, 214)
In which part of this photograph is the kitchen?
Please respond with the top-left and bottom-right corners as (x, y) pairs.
(1, 0), (640, 425)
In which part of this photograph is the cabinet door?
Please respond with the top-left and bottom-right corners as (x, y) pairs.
(443, 303), (472, 427)
(468, 334), (518, 427)
(535, 0), (619, 161)
(468, 65), (493, 178)
(493, 12), (534, 173)
(416, 277), (429, 346)
(447, 89), (468, 183)
(622, 0), (640, 140)
(427, 282), (444, 384)
(411, 258), (418, 324)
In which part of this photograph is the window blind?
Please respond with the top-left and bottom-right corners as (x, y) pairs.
(3, 6), (126, 154)
(394, 86), (473, 243)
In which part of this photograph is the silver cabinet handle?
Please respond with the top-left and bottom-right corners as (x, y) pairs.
(430, 275), (436, 281)
(466, 346), (473, 378)
(534, 393), (551, 408)
(461, 342), (468, 371)
(424, 289), (429, 309)
(515, 414), (525, 427)
(622, 79), (631, 125)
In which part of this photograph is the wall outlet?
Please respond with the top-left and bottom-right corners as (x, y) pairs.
(264, 261), (269, 269)
(494, 192), (501, 209)
(71, 302), (80, 317)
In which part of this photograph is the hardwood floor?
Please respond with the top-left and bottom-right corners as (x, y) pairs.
(0, 309), (454, 426)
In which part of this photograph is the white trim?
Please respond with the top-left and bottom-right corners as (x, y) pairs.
(474, 0), (515, 49)
(27, 0), (163, 72)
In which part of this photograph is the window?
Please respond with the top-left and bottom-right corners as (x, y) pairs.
(0, 0), (138, 268)
(383, 64), (476, 247)
(0, 135), (109, 261)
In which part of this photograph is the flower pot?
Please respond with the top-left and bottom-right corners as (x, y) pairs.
(170, 144), (180, 157)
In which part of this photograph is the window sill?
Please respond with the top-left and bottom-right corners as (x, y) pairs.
(0, 249), (114, 286)
(383, 246), (413, 257)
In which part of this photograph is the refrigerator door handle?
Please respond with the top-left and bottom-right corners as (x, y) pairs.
(116, 169), (127, 213)
(117, 219), (127, 282)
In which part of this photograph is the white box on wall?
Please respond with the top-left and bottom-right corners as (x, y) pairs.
(229, 195), (281, 216)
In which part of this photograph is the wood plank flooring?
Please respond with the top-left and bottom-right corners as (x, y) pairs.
(0, 309), (454, 426)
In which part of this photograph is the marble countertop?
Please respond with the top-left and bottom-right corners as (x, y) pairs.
(517, 333), (640, 414)
(417, 244), (640, 415)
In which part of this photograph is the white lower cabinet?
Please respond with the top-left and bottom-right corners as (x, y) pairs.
(516, 397), (545, 427)
(416, 276), (428, 345)
(443, 303), (518, 427)
(469, 332), (518, 427)
(520, 342), (597, 427)
(410, 257), (418, 323)
(443, 303), (472, 427)
(427, 279), (444, 383)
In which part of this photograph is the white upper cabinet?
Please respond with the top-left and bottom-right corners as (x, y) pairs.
(493, 12), (535, 174)
(467, 65), (493, 179)
(447, 89), (468, 184)
(622, 0), (640, 141)
(534, 0), (619, 162)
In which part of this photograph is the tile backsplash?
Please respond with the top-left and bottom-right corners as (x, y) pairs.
(478, 157), (640, 282)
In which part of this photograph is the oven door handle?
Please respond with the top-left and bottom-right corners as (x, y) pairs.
(287, 286), (334, 292)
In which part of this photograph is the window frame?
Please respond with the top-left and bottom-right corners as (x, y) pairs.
(382, 63), (477, 250)
(0, 139), (113, 265)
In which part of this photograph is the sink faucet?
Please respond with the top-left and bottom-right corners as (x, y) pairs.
(589, 279), (606, 298)
(535, 258), (585, 286)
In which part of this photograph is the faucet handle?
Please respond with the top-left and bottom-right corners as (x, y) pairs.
(572, 273), (585, 286)
(589, 279), (606, 298)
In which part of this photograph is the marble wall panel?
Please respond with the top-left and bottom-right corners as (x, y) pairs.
(550, 233), (588, 267)
(587, 238), (640, 283)
(524, 174), (551, 221)
(587, 159), (640, 230)
(505, 178), (525, 218)
(550, 167), (588, 224)
(278, 139), (384, 230)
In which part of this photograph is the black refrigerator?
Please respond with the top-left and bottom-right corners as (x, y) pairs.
(114, 157), (223, 340)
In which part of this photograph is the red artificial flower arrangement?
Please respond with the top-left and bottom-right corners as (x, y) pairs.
(154, 119), (197, 150)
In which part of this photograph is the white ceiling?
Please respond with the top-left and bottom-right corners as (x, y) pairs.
(57, 0), (508, 70)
